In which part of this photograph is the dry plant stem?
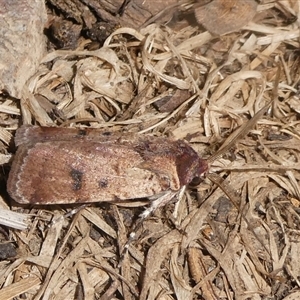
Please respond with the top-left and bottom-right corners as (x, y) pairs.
(0, 277), (41, 300)
(206, 173), (242, 211)
(188, 247), (219, 300)
(162, 31), (202, 96)
(271, 64), (281, 119)
(111, 205), (127, 253)
(190, 266), (221, 299)
(117, 84), (150, 121)
(138, 94), (198, 133)
(199, 234), (246, 299)
(88, 262), (139, 298)
(33, 211), (83, 300)
(99, 280), (120, 300)
(61, 117), (143, 128)
(0, 208), (29, 230)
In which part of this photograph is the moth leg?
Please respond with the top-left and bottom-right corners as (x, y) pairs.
(140, 190), (180, 219)
(120, 188), (185, 263)
(50, 204), (90, 225)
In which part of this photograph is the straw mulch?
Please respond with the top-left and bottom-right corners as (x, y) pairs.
(1, 1), (300, 299)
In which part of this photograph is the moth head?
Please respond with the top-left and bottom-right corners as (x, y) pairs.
(177, 152), (208, 187)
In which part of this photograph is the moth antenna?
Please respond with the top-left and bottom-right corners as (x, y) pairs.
(207, 101), (272, 164)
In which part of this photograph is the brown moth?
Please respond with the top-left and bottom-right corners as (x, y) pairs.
(7, 126), (207, 212)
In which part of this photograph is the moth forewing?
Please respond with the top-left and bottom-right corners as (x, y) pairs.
(7, 126), (208, 205)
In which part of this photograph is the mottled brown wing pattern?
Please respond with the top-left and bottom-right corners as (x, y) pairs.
(8, 126), (207, 205)
(8, 141), (178, 204)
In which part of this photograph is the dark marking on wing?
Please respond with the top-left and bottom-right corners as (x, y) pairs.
(101, 131), (112, 136)
(70, 168), (83, 190)
(76, 129), (87, 137)
(99, 178), (108, 188)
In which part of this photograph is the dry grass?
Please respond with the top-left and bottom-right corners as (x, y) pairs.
(1, 1), (300, 299)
